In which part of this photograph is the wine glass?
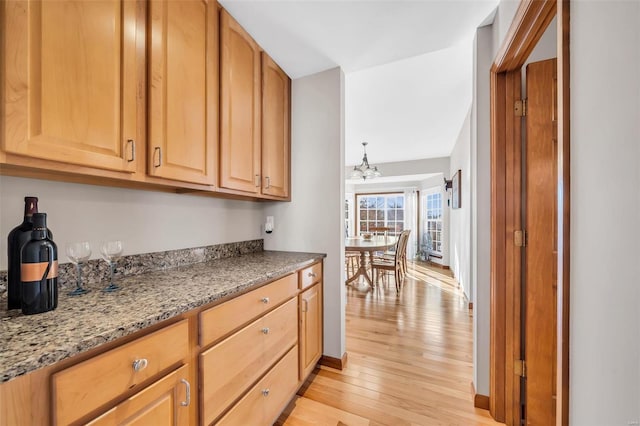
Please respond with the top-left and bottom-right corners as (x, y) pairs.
(66, 242), (91, 296)
(100, 240), (123, 292)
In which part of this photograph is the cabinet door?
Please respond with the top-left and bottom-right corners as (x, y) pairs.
(219, 10), (261, 194)
(148, 0), (217, 185)
(4, 0), (138, 172)
(87, 365), (191, 426)
(261, 53), (290, 198)
(299, 283), (323, 380)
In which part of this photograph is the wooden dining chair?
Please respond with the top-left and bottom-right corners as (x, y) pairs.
(371, 230), (411, 292)
(345, 251), (360, 281)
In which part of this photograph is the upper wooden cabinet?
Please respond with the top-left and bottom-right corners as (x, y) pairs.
(3, 0), (139, 173)
(219, 10), (262, 194)
(261, 54), (291, 199)
(148, 0), (217, 185)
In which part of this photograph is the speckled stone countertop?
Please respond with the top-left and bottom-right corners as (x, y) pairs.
(0, 250), (325, 383)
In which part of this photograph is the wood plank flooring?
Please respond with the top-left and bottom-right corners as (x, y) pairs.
(277, 262), (501, 426)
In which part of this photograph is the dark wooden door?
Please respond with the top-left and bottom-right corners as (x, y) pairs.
(524, 58), (558, 425)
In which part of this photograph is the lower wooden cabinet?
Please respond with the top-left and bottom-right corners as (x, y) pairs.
(200, 298), (298, 424)
(52, 320), (189, 425)
(217, 347), (298, 426)
(86, 364), (191, 426)
(0, 261), (324, 425)
(299, 282), (323, 380)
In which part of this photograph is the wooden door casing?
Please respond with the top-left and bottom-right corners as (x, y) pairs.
(219, 10), (262, 194)
(4, 0), (138, 173)
(148, 0), (217, 185)
(261, 53), (290, 198)
(524, 58), (558, 425)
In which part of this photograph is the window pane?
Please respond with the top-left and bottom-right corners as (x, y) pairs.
(388, 210), (396, 220)
(396, 196), (404, 209)
(396, 210), (404, 221)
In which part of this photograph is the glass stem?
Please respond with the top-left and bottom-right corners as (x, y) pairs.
(76, 263), (82, 289)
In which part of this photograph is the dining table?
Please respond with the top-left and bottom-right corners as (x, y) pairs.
(345, 235), (397, 286)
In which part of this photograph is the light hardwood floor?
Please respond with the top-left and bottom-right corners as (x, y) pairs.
(278, 262), (501, 426)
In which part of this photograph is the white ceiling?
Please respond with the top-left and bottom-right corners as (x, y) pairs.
(219, 0), (499, 167)
(345, 43), (473, 165)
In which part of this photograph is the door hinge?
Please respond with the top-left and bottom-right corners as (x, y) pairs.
(515, 99), (527, 117)
(514, 230), (526, 247)
(514, 359), (526, 377)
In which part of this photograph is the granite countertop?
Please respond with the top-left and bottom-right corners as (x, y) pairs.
(0, 250), (325, 383)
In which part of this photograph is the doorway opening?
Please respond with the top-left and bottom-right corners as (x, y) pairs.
(489, 1), (570, 424)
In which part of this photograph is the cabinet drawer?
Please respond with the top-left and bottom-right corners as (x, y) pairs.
(299, 262), (322, 289)
(53, 320), (189, 425)
(200, 298), (297, 425)
(216, 346), (298, 426)
(200, 273), (297, 346)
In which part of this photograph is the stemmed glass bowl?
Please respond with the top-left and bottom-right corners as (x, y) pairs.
(66, 242), (91, 296)
(100, 241), (123, 292)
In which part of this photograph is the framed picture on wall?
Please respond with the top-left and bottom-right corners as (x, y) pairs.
(452, 169), (461, 209)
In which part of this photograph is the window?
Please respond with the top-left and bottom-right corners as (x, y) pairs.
(356, 193), (405, 236)
(345, 198), (351, 237)
(424, 192), (443, 255)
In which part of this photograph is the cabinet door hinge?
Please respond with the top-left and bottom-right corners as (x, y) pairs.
(514, 230), (526, 247)
(514, 359), (526, 377)
(515, 99), (527, 117)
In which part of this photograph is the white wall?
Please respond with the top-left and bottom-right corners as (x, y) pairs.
(345, 156), (449, 178)
(471, 24), (493, 397)
(0, 176), (264, 269)
(448, 108), (471, 300)
(570, 2), (640, 424)
(264, 67), (346, 359)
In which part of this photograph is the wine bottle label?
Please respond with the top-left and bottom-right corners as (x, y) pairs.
(21, 260), (59, 282)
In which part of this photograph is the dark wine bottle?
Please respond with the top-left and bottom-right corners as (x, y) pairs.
(7, 196), (39, 310)
(20, 213), (58, 315)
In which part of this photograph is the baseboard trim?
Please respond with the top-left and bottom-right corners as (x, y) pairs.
(471, 382), (490, 410)
(319, 352), (348, 370)
(428, 261), (450, 270)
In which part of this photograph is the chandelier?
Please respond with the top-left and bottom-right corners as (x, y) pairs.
(349, 142), (382, 180)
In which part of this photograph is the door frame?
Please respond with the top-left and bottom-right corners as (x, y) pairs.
(489, 1), (570, 425)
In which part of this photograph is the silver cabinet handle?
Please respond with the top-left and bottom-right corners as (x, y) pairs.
(154, 147), (162, 167)
(255, 174), (260, 187)
(180, 379), (191, 407)
(308, 272), (317, 278)
(262, 389), (270, 397)
(261, 297), (270, 304)
(127, 139), (135, 162)
(265, 176), (271, 189)
(262, 327), (270, 335)
(132, 358), (148, 372)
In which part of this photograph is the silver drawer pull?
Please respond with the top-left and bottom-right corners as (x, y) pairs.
(262, 389), (270, 397)
(132, 358), (148, 372)
(261, 297), (270, 304)
(180, 379), (191, 407)
(308, 272), (317, 278)
(262, 327), (270, 335)
(127, 139), (135, 162)
(154, 147), (162, 167)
